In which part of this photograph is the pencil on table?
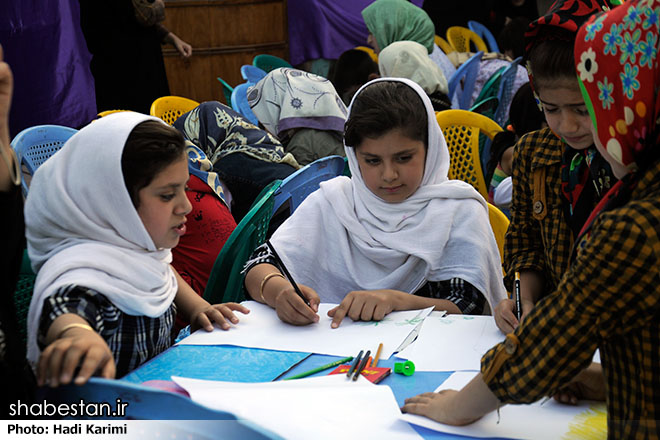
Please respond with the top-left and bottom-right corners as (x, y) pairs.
(373, 342), (383, 367)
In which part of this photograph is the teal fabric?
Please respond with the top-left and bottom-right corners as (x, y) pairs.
(361, 0), (435, 54)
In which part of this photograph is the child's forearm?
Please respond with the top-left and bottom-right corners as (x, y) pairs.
(520, 271), (544, 304)
(172, 267), (210, 317)
(394, 292), (462, 314)
(45, 313), (96, 345)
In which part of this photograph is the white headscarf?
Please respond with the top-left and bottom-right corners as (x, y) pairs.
(269, 78), (506, 311)
(25, 112), (178, 364)
(247, 67), (348, 136)
(378, 41), (449, 95)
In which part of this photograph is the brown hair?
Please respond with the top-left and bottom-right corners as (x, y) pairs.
(344, 81), (428, 149)
(121, 120), (186, 208)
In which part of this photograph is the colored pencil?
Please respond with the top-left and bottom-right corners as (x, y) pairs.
(284, 356), (354, 380)
(352, 350), (371, 381)
(373, 343), (384, 367)
(346, 350), (364, 378)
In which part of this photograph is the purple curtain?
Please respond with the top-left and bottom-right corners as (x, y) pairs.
(0, 0), (97, 137)
(288, 0), (424, 66)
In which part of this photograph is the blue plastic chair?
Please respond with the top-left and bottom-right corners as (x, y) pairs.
(272, 155), (346, 217)
(231, 83), (260, 126)
(468, 20), (500, 53)
(240, 65), (267, 84)
(448, 51), (483, 110)
(11, 124), (78, 196)
(479, 56), (522, 174)
(252, 54), (292, 73)
(217, 77), (234, 106)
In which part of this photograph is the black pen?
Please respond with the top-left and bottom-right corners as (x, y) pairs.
(352, 350), (371, 381)
(514, 271), (522, 322)
(266, 239), (311, 307)
(346, 350), (364, 378)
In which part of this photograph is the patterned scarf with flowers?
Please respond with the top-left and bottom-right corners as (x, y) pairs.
(574, 0), (660, 249)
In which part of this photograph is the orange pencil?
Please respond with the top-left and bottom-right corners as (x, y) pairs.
(373, 343), (384, 367)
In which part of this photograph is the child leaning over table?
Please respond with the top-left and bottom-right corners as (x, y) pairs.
(243, 78), (506, 328)
(403, 1), (660, 436)
(25, 113), (249, 387)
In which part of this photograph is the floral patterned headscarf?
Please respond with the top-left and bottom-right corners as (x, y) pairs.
(576, 0), (660, 174)
(574, 0), (660, 241)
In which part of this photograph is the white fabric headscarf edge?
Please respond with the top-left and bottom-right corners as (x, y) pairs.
(270, 77), (506, 312)
(25, 112), (179, 365)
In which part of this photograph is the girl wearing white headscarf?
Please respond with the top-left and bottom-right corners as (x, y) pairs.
(378, 41), (452, 111)
(244, 78), (506, 326)
(248, 67), (348, 166)
(25, 112), (248, 386)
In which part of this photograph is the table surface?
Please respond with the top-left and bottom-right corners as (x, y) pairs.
(121, 343), (510, 440)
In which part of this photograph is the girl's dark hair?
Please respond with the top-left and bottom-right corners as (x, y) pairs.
(509, 82), (545, 137)
(527, 33), (577, 90)
(344, 81), (428, 148)
(330, 49), (379, 106)
(497, 17), (531, 59)
(121, 120), (186, 208)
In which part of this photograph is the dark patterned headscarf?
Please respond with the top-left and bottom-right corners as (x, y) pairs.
(525, 0), (620, 53)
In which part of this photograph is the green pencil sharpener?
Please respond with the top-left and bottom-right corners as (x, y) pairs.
(394, 360), (415, 376)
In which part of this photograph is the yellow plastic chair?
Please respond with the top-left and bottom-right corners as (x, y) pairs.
(97, 109), (127, 118)
(435, 110), (503, 199)
(446, 26), (488, 53)
(487, 202), (509, 266)
(434, 35), (455, 54)
(149, 96), (200, 125)
(354, 46), (378, 62)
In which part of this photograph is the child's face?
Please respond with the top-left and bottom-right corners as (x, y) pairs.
(367, 33), (380, 54)
(536, 79), (594, 150)
(356, 128), (426, 203)
(137, 153), (192, 249)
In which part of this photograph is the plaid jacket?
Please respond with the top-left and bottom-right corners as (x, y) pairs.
(504, 128), (575, 293)
(482, 159), (660, 439)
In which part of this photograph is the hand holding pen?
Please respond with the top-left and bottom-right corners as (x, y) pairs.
(266, 240), (320, 325)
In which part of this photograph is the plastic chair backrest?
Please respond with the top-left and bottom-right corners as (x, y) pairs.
(231, 83), (260, 125)
(203, 180), (282, 304)
(272, 156), (345, 216)
(467, 20), (500, 53)
(241, 65), (267, 84)
(354, 46), (378, 62)
(493, 57), (522, 128)
(217, 77), (234, 106)
(150, 96), (200, 125)
(436, 110), (502, 199)
(253, 54), (292, 73)
(446, 26), (488, 53)
(448, 51), (483, 110)
(97, 109), (127, 118)
(435, 35), (455, 54)
(11, 124), (78, 196)
(487, 202), (509, 266)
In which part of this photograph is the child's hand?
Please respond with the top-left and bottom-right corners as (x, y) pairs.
(494, 298), (534, 333)
(190, 302), (250, 332)
(402, 390), (479, 426)
(273, 284), (320, 326)
(327, 289), (404, 328)
(37, 328), (115, 388)
(554, 362), (605, 405)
